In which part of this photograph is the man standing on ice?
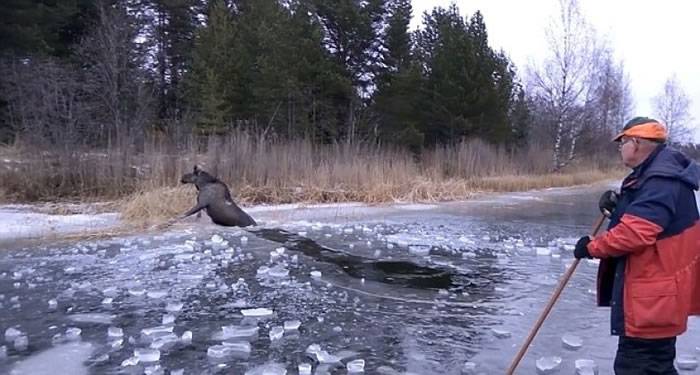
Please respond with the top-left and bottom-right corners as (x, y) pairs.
(573, 117), (700, 374)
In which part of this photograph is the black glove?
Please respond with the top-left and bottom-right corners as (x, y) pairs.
(599, 190), (619, 218)
(574, 236), (592, 259)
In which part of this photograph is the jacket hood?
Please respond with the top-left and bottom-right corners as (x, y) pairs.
(642, 145), (700, 190)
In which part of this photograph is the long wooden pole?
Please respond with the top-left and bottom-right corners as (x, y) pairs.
(506, 214), (607, 374)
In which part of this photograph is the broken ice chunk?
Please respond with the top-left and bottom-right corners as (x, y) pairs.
(102, 286), (119, 297)
(298, 363), (312, 375)
(221, 325), (259, 340)
(140, 325), (174, 342)
(5, 327), (22, 342)
(676, 355), (698, 371)
(165, 302), (184, 313)
(181, 331), (192, 343)
(536, 356), (562, 374)
(316, 350), (341, 364)
(535, 247), (552, 256)
(108, 327), (124, 337)
(562, 333), (583, 350)
(162, 314), (175, 325)
(134, 348), (160, 362)
(310, 271), (322, 279)
(149, 333), (179, 350)
(575, 359), (599, 375)
(48, 299), (58, 311)
(128, 288), (146, 296)
(68, 313), (115, 325)
(408, 245), (430, 256)
(121, 356), (139, 367)
(14, 335), (28, 351)
(65, 327), (82, 341)
(305, 343), (321, 359)
(462, 361), (477, 374)
(347, 359), (365, 373)
(284, 320), (301, 331)
(144, 364), (164, 375)
(222, 341), (251, 356)
(240, 308), (273, 317)
(147, 290), (168, 299)
(491, 328), (511, 339)
(109, 338), (124, 349)
(269, 326), (284, 341)
(267, 265), (289, 278)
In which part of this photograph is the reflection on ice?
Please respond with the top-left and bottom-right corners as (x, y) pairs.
(244, 362), (287, 375)
(10, 342), (93, 375)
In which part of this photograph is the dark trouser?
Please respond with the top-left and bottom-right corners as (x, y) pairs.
(614, 336), (678, 375)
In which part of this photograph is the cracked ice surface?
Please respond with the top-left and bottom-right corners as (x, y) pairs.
(1, 186), (699, 374)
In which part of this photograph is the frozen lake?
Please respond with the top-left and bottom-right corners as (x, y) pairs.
(1, 183), (699, 374)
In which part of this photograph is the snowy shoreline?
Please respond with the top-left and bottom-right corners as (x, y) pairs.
(0, 181), (619, 246)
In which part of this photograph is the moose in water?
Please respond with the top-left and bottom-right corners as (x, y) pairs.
(174, 165), (257, 227)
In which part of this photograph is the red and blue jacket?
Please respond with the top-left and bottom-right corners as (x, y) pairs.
(587, 144), (700, 338)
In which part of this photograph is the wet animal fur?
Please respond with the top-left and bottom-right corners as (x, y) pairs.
(179, 165), (257, 227)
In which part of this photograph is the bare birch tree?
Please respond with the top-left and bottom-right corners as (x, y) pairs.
(653, 75), (694, 143)
(528, 0), (601, 170)
(587, 47), (634, 140)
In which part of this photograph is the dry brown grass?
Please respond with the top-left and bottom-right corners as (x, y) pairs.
(120, 186), (193, 226)
(118, 169), (624, 225)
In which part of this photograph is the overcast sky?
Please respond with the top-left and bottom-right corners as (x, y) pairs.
(410, 0), (700, 141)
